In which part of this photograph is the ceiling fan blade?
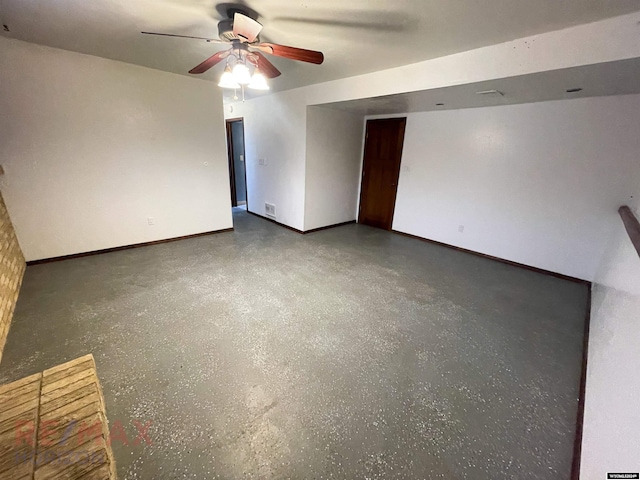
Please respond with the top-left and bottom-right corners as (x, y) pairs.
(256, 43), (324, 65)
(253, 52), (281, 78)
(233, 13), (263, 43)
(141, 32), (227, 44)
(189, 50), (230, 74)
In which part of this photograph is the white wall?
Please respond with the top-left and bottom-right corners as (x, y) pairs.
(299, 11), (640, 107)
(226, 90), (307, 230)
(392, 95), (640, 281)
(227, 11), (640, 235)
(304, 107), (363, 231)
(0, 38), (232, 261)
(581, 197), (640, 477)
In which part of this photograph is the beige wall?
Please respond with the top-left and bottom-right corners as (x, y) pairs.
(304, 106), (363, 231)
(0, 37), (233, 262)
(391, 95), (640, 281)
(228, 11), (640, 236)
(581, 199), (640, 476)
(0, 192), (25, 361)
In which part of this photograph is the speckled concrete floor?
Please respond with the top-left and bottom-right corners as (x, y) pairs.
(0, 208), (588, 479)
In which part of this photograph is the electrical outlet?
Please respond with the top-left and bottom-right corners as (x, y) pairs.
(458, 225), (464, 233)
(259, 158), (267, 166)
(148, 217), (155, 226)
(239, 155), (244, 162)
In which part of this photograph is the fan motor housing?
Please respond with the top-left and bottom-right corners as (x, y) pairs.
(218, 8), (260, 42)
(218, 18), (237, 41)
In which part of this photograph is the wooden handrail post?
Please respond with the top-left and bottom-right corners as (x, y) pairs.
(619, 205), (640, 258)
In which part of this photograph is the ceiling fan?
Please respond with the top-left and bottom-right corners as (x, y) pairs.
(141, 7), (324, 91)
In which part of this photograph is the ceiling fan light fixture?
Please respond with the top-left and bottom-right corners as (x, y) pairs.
(232, 62), (252, 85)
(143, 12), (324, 89)
(218, 66), (240, 89)
(248, 70), (269, 90)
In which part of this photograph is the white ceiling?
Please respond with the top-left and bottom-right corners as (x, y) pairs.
(1, 0), (639, 94)
(318, 58), (640, 115)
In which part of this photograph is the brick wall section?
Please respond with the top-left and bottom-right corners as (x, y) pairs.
(0, 191), (25, 361)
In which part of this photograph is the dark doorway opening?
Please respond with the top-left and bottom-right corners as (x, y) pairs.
(225, 118), (248, 208)
(358, 117), (407, 230)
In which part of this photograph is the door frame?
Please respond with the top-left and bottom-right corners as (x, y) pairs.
(357, 117), (407, 230)
(225, 118), (248, 208)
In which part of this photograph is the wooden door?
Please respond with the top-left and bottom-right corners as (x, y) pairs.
(225, 120), (238, 207)
(358, 118), (407, 230)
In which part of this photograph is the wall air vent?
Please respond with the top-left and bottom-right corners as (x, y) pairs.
(265, 203), (276, 218)
(475, 89), (504, 97)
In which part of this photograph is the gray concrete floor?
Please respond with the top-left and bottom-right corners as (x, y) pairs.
(0, 208), (588, 479)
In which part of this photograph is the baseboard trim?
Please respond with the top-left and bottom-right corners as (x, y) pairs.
(571, 285), (592, 480)
(26, 228), (234, 266)
(304, 220), (356, 234)
(246, 210), (355, 234)
(247, 210), (305, 234)
(391, 229), (590, 286)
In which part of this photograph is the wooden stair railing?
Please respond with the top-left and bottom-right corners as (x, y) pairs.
(619, 205), (640, 258)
